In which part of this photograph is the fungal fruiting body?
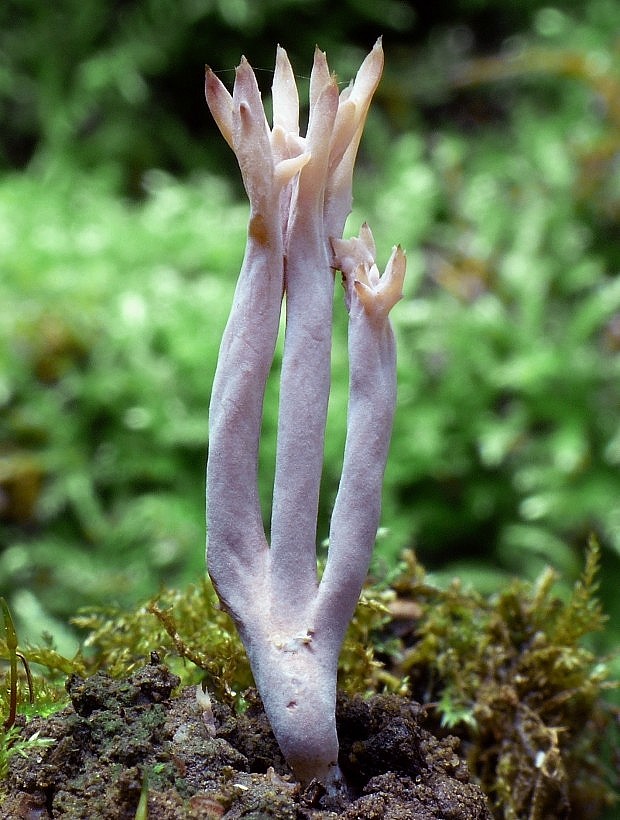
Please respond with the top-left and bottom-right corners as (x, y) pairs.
(205, 40), (405, 788)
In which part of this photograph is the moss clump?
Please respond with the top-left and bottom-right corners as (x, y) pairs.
(72, 579), (252, 706)
(391, 538), (617, 818)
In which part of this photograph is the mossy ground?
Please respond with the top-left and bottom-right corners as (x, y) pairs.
(1, 542), (617, 818)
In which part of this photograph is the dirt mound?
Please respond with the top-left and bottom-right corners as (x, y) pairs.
(1, 657), (491, 819)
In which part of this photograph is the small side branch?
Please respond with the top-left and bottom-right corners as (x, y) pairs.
(319, 232), (405, 648)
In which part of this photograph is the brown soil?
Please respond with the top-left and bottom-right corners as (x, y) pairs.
(1, 657), (491, 819)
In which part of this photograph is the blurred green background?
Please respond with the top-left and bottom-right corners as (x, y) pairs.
(1, 0), (620, 667)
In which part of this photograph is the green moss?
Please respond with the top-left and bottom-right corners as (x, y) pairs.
(393, 538), (617, 818)
(339, 586), (409, 697)
(72, 579), (252, 705)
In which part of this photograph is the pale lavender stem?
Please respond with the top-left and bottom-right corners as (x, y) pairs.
(319, 229), (405, 652)
(206, 230), (282, 617)
(205, 59), (288, 619)
(270, 62), (339, 614)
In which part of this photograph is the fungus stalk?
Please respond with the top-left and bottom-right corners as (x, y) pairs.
(205, 40), (405, 788)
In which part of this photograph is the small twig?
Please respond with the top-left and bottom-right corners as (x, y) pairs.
(147, 602), (207, 669)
